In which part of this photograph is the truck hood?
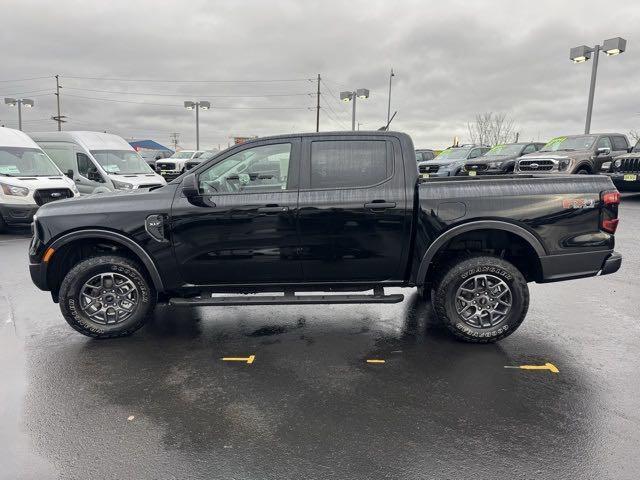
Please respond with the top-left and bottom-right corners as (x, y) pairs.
(107, 173), (166, 187)
(466, 153), (519, 164)
(518, 150), (591, 162)
(0, 175), (76, 191)
(418, 159), (464, 168)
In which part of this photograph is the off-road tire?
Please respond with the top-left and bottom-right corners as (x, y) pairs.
(59, 255), (155, 338)
(432, 255), (529, 343)
(576, 168), (590, 175)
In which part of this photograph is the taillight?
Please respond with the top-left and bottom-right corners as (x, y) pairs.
(600, 189), (620, 234)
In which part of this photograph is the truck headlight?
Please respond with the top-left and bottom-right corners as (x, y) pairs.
(558, 159), (571, 171)
(112, 180), (134, 190)
(0, 182), (29, 196)
(488, 161), (503, 168)
(614, 159), (622, 169)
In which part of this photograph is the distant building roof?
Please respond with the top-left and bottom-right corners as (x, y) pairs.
(129, 139), (173, 152)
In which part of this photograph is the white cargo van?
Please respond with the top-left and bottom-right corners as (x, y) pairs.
(0, 127), (79, 232)
(29, 131), (166, 195)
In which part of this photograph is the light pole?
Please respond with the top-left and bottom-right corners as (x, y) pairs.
(4, 98), (34, 131)
(570, 37), (627, 134)
(340, 89), (370, 131)
(184, 101), (211, 149)
(387, 68), (394, 125)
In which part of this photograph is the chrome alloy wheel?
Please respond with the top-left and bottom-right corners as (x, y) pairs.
(79, 272), (139, 325)
(455, 274), (512, 328)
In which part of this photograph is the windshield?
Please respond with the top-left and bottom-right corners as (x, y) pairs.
(171, 151), (194, 159)
(486, 144), (523, 156)
(540, 136), (596, 152)
(0, 147), (62, 177)
(434, 148), (471, 161)
(90, 150), (155, 174)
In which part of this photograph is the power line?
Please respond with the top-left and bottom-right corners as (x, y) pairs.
(62, 75), (313, 84)
(0, 89), (53, 96)
(320, 94), (349, 129)
(63, 86), (313, 98)
(0, 76), (52, 83)
(63, 93), (312, 109)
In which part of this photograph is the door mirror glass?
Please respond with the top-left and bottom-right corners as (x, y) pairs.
(65, 169), (74, 179)
(87, 169), (103, 182)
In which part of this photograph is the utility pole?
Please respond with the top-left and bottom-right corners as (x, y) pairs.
(316, 74), (321, 132)
(170, 132), (180, 151)
(387, 68), (395, 125)
(53, 75), (65, 131)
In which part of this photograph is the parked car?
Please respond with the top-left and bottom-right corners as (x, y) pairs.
(156, 150), (205, 181)
(604, 139), (640, 192)
(0, 127), (78, 232)
(515, 134), (629, 174)
(415, 149), (435, 163)
(185, 149), (220, 172)
(462, 142), (545, 175)
(28, 131), (621, 344)
(30, 132), (166, 194)
(418, 145), (490, 179)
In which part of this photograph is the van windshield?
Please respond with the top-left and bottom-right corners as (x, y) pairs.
(90, 150), (155, 174)
(0, 147), (62, 177)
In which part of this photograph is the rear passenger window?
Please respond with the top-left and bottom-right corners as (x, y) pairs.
(612, 136), (628, 151)
(310, 140), (391, 189)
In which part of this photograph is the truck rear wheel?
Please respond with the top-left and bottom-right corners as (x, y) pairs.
(432, 255), (529, 343)
(59, 255), (156, 338)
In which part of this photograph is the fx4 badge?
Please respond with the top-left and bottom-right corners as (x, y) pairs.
(562, 198), (596, 209)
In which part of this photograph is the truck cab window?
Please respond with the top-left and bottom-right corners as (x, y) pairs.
(198, 143), (291, 194)
(310, 140), (390, 189)
(522, 144), (536, 154)
(597, 137), (612, 149)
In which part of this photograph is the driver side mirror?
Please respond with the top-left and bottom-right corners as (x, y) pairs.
(596, 147), (611, 156)
(65, 169), (74, 179)
(182, 173), (199, 198)
(87, 169), (103, 182)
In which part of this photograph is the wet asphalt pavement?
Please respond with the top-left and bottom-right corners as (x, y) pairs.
(1, 195), (639, 480)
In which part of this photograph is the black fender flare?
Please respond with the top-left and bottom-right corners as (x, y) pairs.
(49, 229), (164, 292)
(416, 220), (547, 285)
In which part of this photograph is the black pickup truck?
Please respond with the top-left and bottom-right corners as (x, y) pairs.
(28, 132), (622, 343)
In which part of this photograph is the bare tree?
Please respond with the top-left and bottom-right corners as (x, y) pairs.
(628, 129), (639, 143)
(467, 112), (517, 146)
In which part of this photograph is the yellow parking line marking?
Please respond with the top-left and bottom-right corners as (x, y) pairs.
(222, 355), (255, 364)
(504, 362), (559, 373)
(366, 359), (386, 364)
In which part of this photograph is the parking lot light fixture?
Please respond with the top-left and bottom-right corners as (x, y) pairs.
(340, 89), (370, 130)
(4, 97), (35, 130)
(570, 37), (627, 134)
(184, 100), (210, 149)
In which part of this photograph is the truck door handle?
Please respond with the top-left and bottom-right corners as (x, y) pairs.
(364, 201), (396, 210)
(258, 205), (289, 213)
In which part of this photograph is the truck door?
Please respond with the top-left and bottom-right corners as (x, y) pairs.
(296, 135), (409, 283)
(170, 138), (302, 285)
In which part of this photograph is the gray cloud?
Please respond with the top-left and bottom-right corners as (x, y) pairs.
(1, 0), (639, 149)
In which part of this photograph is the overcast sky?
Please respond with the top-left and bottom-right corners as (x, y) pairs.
(1, 0), (639, 150)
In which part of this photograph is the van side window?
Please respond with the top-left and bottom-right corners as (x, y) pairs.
(310, 140), (390, 189)
(77, 153), (94, 178)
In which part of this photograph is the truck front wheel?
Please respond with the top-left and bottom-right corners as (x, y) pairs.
(59, 255), (156, 338)
(432, 255), (529, 343)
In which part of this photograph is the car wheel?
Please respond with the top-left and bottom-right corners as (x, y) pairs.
(432, 255), (529, 343)
(576, 168), (590, 174)
(59, 255), (156, 338)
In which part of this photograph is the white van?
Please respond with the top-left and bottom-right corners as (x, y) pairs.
(29, 131), (166, 195)
(155, 150), (205, 181)
(0, 127), (78, 232)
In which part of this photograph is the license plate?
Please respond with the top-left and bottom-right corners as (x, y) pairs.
(420, 173), (430, 179)
(624, 174), (637, 181)
(468, 171), (477, 176)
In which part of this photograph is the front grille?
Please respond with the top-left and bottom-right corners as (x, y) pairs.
(185, 161), (201, 170)
(156, 161), (176, 171)
(465, 163), (489, 172)
(518, 159), (555, 172)
(419, 164), (441, 173)
(33, 188), (73, 206)
(619, 157), (640, 173)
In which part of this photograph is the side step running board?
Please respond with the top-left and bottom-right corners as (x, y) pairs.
(169, 290), (404, 307)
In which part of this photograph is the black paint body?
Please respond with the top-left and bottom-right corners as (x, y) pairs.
(29, 132), (621, 297)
